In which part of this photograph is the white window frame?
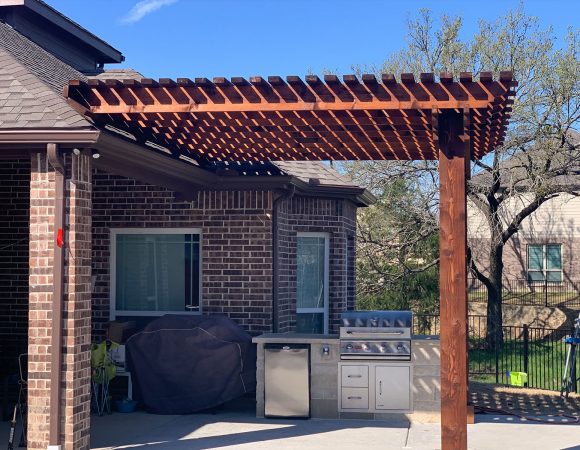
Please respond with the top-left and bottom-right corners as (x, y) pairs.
(527, 243), (563, 283)
(296, 232), (330, 334)
(110, 228), (203, 319)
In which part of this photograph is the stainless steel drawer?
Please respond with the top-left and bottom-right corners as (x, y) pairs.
(341, 387), (369, 409)
(341, 365), (369, 387)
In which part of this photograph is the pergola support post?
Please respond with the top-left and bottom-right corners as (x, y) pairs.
(28, 150), (93, 450)
(438, 110), (470, 450)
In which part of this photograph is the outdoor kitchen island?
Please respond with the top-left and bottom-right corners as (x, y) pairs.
(253, 333), (440, 422)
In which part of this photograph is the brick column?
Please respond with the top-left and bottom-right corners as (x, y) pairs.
(28, 152), (92, 450)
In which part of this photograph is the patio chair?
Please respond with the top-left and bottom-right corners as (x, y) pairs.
(91, 340), (118, 416)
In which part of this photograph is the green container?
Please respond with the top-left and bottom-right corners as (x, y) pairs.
(507, 371), (527, 386)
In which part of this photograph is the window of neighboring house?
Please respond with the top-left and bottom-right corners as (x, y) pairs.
(111, 229), (201, 318)
(296, 233), (329, 334)
(527, 244), (562, 282)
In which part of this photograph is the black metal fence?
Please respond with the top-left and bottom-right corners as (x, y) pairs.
(468, 277), (580, 308)
(414, 314), (578, 392)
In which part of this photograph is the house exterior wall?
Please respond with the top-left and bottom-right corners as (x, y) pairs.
(468, 194), (580, 282)
(91, 170), (359, 338)
(91, 170), (275, 338)
(469, 236), (580, 283)
(0, 158), (30, 380)
(468, 194), (580, 240)
(277, 196), (357, 333)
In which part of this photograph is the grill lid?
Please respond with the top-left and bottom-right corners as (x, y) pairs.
(340, 310), (413, 328)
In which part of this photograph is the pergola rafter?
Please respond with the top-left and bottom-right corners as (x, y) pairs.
(65, 72), (515, 164)
(65, 71), (516, 450)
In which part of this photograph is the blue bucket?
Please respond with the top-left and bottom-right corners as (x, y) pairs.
(114, 399), (137, 413)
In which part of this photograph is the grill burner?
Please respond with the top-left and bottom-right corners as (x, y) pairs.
(340, 311), (413, 361)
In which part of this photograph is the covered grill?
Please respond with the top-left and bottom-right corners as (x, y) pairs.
(339, 311), (413, 360)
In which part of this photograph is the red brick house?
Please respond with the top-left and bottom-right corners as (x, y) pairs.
(0, 1), (373, 448)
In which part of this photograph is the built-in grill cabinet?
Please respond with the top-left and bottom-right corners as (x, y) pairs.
(338, 311), (413, 413)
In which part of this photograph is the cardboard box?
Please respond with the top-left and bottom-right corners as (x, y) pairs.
(107, 321), (136, 343)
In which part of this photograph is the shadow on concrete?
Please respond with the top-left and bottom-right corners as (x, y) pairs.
(90, 396), (409, 450)
(470, 381), (580, 423)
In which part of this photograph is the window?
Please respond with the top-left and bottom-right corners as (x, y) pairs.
(296, 233), (329, 334)
(527, 244), (562, 282)
(111, 229), (201, 318)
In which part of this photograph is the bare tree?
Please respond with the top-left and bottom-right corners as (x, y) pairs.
(347, 6), (579, 348)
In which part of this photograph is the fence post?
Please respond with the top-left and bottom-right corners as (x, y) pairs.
(495, 325), (500, 384)
(523, 324), (529, 387)
(544, 278), (548, 307)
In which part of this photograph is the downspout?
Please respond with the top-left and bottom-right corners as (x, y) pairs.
(271, 184), (295, 333)
(47, 143), (65, 450)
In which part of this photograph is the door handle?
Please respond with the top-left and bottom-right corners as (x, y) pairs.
(379, 380), (382, 395)
(347, 396), (362, 400)
(347, 375), (362, 378)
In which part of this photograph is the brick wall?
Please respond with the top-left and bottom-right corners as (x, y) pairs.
(92, 170), (359, 338)
(62, 153), (92, 449)
(28, 152), (54, 449)
(91, 170), (274, 337)
(28, 153), (92, 450)
(0, 158), (30, 378)
(277, 196), (357, 333)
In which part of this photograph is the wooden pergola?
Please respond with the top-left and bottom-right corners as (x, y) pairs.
(66, 71), (515, 450)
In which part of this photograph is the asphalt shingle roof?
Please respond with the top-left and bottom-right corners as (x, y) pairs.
(85, 69), (144, 80)
(0, 20), (90, 128)
(0, 20), (364, 191)
(273, 161), (358, 187)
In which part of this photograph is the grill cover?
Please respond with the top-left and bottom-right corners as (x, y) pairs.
(126, 314), (256, 414)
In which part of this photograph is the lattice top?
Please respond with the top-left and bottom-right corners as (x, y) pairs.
(65, 72), (516, 163)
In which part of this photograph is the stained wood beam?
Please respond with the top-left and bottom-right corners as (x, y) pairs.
(438, 109), (469, 450)
(66, 74), (514, 162)
(80, 99), (493, 115)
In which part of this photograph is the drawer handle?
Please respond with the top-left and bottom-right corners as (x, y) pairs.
(347, 396), (362, 400)
(347, 375), (362, 378)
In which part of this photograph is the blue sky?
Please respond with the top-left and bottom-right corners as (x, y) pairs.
(47, 0), (577, 79)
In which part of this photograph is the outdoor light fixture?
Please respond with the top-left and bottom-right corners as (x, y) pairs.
(92, 149), (101, 159)
(72, 148), (81, 156)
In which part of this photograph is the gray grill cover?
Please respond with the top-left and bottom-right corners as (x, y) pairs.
(126, 315), (256, 414)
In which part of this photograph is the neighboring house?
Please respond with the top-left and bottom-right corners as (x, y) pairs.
(0, 1), (373, 448)
(468, 131), (580, 286)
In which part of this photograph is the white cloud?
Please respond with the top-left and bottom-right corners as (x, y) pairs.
(121, 0), (178, 24)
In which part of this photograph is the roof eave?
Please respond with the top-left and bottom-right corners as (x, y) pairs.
(0, 127), (101, 146)
(290, 181), (376, 206)
(1, 0), (124, 63)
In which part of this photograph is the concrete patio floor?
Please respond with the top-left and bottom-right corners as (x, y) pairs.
(87, 411), (580, 450)
(0, 408), (578, 449)
(0, 393), (577, 450)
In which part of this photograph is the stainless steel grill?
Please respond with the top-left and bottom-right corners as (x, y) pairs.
(339, 311), (413, 360)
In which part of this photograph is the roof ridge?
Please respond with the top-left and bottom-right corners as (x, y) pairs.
(33, 0), (121, 55)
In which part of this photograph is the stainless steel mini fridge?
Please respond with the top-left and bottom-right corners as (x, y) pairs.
(264, 343), (310, 418)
